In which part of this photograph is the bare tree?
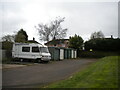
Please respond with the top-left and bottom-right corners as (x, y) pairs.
(90, 31), (105, 39)
(35, 23), (52, 41)
(50, 17), (67, 40)
(35, 17), (68, 42)
(2, 35), (15, 42)
(97, 31), (105, 38)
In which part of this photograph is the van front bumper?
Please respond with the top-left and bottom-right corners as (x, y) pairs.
(41, 56), (51, 61)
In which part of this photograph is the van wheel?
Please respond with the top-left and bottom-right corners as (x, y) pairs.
(36, 59), (41, 63)
(20, 59), (23, 62)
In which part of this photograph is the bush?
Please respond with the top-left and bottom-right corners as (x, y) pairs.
(2, 50), (12, 64)
(85, 38), (120, 52)
(2, 57), (13, 64)
(78, 50), (119, 58)
(2, 41), (13, 50)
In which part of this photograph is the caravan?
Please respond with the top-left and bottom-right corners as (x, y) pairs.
(12, 43), (51, 62)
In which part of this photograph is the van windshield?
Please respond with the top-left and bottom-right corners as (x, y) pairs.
(40, 47), (49, 53)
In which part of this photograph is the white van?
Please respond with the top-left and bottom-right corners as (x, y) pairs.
(12, 43), (51, 62)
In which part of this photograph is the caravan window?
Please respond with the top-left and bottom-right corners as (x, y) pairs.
(22, 47), (30, 52)
(32, 47), (39, 52)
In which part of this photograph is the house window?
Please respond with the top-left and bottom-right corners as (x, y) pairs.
(22, 47), (30, 52)
(32, 47), (39, 52)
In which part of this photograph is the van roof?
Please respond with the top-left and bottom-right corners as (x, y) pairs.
(14, 43), (45, 47)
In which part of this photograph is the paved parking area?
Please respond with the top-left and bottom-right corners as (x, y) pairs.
(2, 59), (98, 88)
(2, 64), (26, 69)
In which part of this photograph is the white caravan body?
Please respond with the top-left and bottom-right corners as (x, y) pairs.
(12, 43), (51, 62)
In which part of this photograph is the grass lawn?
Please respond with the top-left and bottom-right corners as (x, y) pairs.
(45, 56), (119, 88)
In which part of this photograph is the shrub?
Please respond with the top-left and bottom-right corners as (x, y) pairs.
(84, 38), (120, 52)
(78, 51), (119, 58)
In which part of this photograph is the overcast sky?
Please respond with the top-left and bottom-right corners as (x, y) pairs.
(0, 0), (119, 43)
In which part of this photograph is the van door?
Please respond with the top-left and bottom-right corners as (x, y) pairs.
(14, 45), (21, 58)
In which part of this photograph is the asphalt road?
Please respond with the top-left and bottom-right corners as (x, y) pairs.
(2, 59), (98, 88)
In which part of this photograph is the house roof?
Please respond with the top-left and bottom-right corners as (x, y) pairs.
(45, 39), (69, 45)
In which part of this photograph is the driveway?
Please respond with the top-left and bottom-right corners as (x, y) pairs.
(2, 59), (98, 88)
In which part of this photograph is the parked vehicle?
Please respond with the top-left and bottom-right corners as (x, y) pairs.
(12, 43), (51, 62)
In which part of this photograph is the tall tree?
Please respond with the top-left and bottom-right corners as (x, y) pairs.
(35, 17), (68, 42)
(69, 34), (84, 50)
(15, 29), (28, 42)
(90, 31), (105, 39)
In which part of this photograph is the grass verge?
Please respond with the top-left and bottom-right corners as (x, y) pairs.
(45, 56), (118, 88)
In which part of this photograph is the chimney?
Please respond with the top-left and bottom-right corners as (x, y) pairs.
(33, 37), (35, 41)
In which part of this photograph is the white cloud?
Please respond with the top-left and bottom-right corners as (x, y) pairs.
(0, 1), (118, 42)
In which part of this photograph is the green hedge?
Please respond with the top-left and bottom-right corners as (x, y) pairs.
(78, 51), (119, 58)
(2, 41), (13, 50)
(85, 38), (120, 51)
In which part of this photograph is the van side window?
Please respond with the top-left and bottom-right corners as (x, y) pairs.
(22, 47), (30, 52)
(32, 47), (39, 52)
